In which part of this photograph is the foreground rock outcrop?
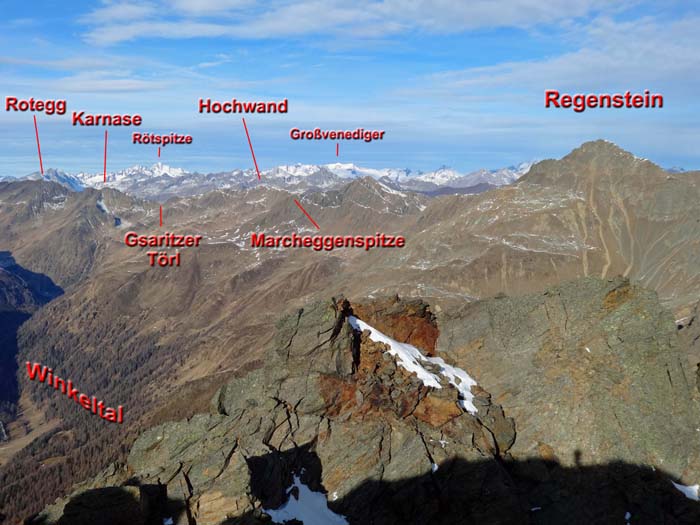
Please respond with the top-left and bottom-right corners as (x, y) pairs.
(439, 277), (700, 480)
(32, 279), (700, 524)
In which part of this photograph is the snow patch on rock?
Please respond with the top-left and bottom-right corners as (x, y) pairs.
(672, 481), (700, 501)
(348, 316), (478, 414)
(264, 474), (348, 525)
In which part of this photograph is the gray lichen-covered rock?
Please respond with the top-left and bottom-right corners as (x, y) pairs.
(440, 277), (700, 480)
(678, 300), (700, 400)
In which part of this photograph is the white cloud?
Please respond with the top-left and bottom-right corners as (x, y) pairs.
(410, 15), (700, 97)
(51, 71), (170, 92)
(0, 55), (121, 70)
(83, 20), (231, 45)
(6, 18), (40, 28)
(195, 53), (232, 68)
(81, 1), (158, 24)
(171, 0), (254, 15)
(78, 0), (621, 45)
(376, 0), (622, 32)
(233, 1), (395, 38)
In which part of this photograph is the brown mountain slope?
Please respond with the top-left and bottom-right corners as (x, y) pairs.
(378, 140), (700, 308)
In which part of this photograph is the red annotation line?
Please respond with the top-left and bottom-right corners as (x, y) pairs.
(242, 117), (261, 180)
(103, 130), (108, 183)
(158, 146), (161, 158)
(33, 115), (44, 175)
(336, 143), (339, 157)
(159, 205), (163, 227)
(294, 199), (320, 230)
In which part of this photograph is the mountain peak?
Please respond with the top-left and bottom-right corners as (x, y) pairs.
(24, 168), (85, 192)
(520, 139), (662, 188)
(571, 139), (629, 155)
(563, 140), (658, 166)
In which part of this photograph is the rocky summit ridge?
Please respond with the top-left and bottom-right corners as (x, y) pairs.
(33, 277), (700, 524)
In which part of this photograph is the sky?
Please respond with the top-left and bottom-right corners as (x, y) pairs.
(1, 0), (699, 177)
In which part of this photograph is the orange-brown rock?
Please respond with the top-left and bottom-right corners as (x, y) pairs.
(353, 297), (438, 355)
(413, 394), (462, 427)
(602, 281), (633, 311)
(318, 374), (358, 418)
(537, 442), (559, 462)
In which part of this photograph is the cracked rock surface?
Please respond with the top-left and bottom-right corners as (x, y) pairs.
(439, 277), (700, 480)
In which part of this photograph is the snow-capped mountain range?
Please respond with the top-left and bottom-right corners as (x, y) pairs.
(19, 161), (534, 200)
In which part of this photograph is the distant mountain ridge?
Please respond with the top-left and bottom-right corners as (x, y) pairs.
(17, 161), (534, 200)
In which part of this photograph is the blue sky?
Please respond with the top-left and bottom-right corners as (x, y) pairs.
(2, 1), (699, 176)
